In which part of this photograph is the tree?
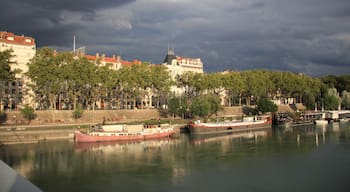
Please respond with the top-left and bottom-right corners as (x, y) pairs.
(257, 98), (278, 114)
(303, 91), (316, 110)
(205, 94), (223, 116)
(0, 49), (16, 80)
(341, 91), (350, 109)
(20, 105), (37, 124)
(72, 104), (84, 122)
(168, 97), (180, 119)
(324, 88), (341, 110)
(191, 94), (223, 119)
(191, 97), (211, 118)
(149, 65), (172, 109)
(26, 48), (63, 109)
(176, 72), (205, 97)
(222, 72), (245, 106)
(0, 50), (16, 112)
(324, 95), (340, 110)
(322, 75), (350, 93)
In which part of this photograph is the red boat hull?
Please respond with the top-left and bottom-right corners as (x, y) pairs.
(75, 131), (175, 143)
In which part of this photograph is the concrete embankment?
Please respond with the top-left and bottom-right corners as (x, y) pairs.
(0, 129), (75, 145)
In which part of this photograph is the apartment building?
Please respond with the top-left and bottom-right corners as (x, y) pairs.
(163, 49), (204, 95)
(0, 31), (36, 110)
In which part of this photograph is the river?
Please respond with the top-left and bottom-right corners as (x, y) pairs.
(1, 122), (350, 192)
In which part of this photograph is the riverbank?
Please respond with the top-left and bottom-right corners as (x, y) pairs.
(0, 105), (300, 145)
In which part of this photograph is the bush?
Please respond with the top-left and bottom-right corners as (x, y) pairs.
(20, 105), (37, 124)
(257, 98), (278, 114)
(72, 104), (84, 121)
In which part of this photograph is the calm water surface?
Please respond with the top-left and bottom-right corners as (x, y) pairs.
(1, 123), (350, 192)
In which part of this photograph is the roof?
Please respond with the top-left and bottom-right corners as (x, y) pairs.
(85, 55), (96, 60)
(84, 54), (141, 67)
(105, 57), (116, 63)
(120, 59), (142, 67)
(0, 31), (35, 46)
(163, 49), (177, 64)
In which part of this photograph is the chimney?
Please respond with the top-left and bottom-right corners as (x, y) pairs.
(96, 53), (99, 59)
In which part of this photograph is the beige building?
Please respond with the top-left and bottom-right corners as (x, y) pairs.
(84, 53), (142, 70)
(162, 49), (204, 95)
(0, 31), (36, 110)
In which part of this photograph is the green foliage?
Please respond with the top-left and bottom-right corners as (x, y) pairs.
(0, 49), (15, 80)
(167, 94), (222, 119)
(176, 72), (205, 97)
(72, 104), (84, 120)
(303, 92), (316, 110)
(341, 91), (350, 109)
(167, 97), (190, 118)
(23, 49), (346, 111)
(322, 75), (350, 93)
(191, 94), (223, 118)
(205, 94), (223, 115)
(222, 72), (245, 106)
(27, 48), (132, 110)
(191, 98), (211, 118)
(324, 95), (340, 110)
(324, 88), (341, 110)
(20, 105), (37, 123)
(257, 98), (278, 114)
(168, 97), (180, 116)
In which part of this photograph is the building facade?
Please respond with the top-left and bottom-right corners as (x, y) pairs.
(83, 53), (142, 70)
(162, 49), (204, 95)
(0, 31), (36, 110)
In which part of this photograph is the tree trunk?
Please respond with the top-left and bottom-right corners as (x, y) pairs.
(133, 96), (136, 110)
(73, 95), (77, 110)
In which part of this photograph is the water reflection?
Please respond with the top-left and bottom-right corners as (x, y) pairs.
(0, 122), (350, 192)
(189, 128), (272, 145)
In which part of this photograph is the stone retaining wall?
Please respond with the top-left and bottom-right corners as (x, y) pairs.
(0, 129), (75, 145)
(2, 107), (246, 126)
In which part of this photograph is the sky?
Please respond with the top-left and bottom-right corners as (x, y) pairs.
(1, 0), (350, 76)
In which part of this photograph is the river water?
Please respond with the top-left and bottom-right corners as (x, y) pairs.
(1, 123), (350, 192)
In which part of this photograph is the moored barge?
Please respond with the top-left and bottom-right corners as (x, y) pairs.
(75, 124), (175, 143)
(189, 116), (272, 134)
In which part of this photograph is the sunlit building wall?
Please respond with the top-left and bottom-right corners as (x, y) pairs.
(0, 31), (36, 110)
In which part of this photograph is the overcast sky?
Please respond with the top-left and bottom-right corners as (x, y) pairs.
(1, 0), (350, 76)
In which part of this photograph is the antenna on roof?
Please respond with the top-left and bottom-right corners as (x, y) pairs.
(73, 35), (76, 52)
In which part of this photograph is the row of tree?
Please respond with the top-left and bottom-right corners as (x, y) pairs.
(25, 48), (172, 110)
(1, 48), (350, 116)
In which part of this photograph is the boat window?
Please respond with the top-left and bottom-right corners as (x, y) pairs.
(227, 127), (232, 130)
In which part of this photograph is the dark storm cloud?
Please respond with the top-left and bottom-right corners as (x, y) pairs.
(0, 0), (135, 46)
(1, 0), (350, 76)
(10, 0), (134, 12)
